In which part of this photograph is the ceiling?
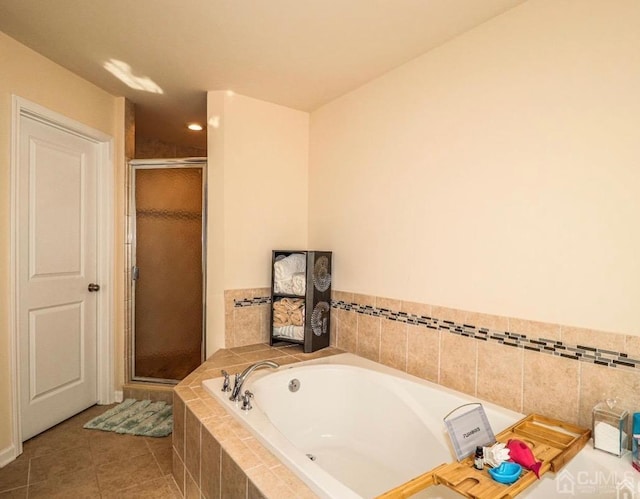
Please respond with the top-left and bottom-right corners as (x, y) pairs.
(0, 0), (526, 149)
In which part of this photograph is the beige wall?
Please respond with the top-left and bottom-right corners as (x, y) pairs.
(206, 91), (309, 353)
(114, 99), (126, 398)
(0, 32), (122, 454)
(309, 0), (640, 336)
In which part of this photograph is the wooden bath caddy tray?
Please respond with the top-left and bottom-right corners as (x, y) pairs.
(377, 414), (591, 499)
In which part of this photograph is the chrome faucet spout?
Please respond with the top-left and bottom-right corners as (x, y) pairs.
(229, 360), (279, 401)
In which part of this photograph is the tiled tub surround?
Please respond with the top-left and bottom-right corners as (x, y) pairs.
(224, 289), (272, 348)
(225, 288), (640, 437)
(330, 291), (640, 437)
(199, 353), (637, 499)
(172, 343), (341, 499)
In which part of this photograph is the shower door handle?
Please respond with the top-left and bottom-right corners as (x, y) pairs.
(88, 283), (100, 292)
(132, 266), (139, 281)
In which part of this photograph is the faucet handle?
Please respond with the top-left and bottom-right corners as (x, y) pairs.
(221, 370), (231, 392)
(241, 390), (254, 411)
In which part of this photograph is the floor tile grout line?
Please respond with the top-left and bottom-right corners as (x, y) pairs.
(104, 474), (171, 496)
(26, 458), (31, 498)
(3, 404), (175, 498)
(0, 484), (29, 496)
(146, 437), (168, 486)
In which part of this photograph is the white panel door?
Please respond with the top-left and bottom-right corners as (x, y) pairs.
(18, 115), (99, 440)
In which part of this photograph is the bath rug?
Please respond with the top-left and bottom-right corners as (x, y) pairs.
(83, 399), (173, 437)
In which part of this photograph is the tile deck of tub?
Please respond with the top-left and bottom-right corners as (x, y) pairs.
(172, 343), (343, 499)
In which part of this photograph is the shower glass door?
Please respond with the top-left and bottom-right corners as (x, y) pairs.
(131, 160), (205, 382)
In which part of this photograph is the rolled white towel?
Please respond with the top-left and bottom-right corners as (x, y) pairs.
(274, 254), (306, 294)
(274, 279), (290, 295)
(291, 272), (306, 296)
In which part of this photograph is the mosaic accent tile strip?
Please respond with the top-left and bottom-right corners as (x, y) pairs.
(233, 295), (639, 371)
(331, 300), (639, 371)
(234, 296), (271, 308)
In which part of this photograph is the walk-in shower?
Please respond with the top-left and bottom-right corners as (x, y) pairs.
(129, 158), (206, 383)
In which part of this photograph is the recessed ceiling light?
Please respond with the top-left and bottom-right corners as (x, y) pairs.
(187, 123), (203, 131)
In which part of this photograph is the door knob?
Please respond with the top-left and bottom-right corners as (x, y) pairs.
(88, 283), (100, 292)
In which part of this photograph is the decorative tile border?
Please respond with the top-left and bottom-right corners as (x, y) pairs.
(234, 296), (639, 370)
(333, 300), (639, 370)
(233, 296), (271, 307)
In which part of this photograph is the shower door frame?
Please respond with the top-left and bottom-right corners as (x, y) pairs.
(128, 158), (207, 384)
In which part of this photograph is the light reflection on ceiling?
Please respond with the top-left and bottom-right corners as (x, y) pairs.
(103, 59), (163, 94)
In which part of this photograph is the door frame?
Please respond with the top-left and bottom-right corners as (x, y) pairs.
(128, 158), (207, 384)
(8, 96), (115, 459)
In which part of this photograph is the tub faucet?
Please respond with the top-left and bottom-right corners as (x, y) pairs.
(230, 360), (279, 401)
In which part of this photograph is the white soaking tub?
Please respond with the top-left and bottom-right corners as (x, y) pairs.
(203, 354), (636, 498)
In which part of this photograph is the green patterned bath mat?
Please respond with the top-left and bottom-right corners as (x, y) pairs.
(84, 399), (173, 437)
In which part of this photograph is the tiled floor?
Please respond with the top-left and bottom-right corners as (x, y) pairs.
(0, 404), (180, 498)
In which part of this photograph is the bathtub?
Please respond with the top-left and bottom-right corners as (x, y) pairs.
(203, 354), (637, 498)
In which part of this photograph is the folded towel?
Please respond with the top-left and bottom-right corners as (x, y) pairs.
(273, 308), (290, 327)
(291, 273), (306, 296)
(274, 254), (306, 295)
(273, 298), (305, 327)
(273, 325), (304, 341)
(289, 307), (304, 326)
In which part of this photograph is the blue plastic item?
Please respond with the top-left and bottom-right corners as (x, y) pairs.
(633, 413), (640, 471)
(488, 462), (523, 484)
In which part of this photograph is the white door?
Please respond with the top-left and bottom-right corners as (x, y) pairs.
(18, 114), (99, 440)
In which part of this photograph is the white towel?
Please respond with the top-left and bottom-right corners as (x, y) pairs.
(274, 253), (306, 295)
(291, 272), (306, 295)
(273, 325), (304, 341)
